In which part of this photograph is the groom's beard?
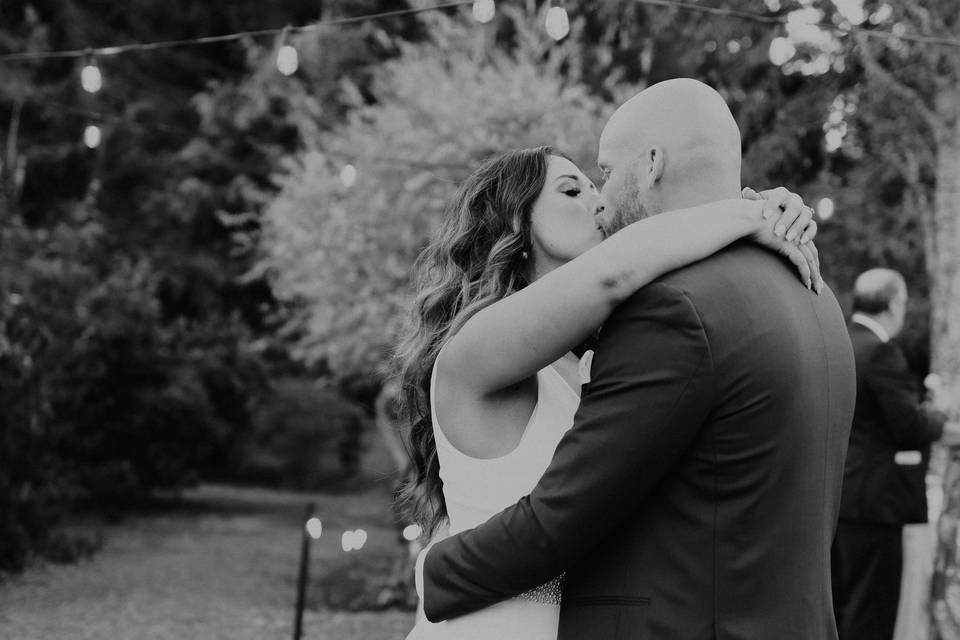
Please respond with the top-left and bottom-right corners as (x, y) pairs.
(604, 186), (653, 237)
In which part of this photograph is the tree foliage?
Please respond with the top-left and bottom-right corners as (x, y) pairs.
(0, 0), (419, 572)
(257, 9), (613, 382)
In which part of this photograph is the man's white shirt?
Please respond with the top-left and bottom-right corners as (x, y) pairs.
(851, 313), (890, 343)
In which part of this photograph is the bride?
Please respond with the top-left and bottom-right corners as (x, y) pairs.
(396, 146), (819, 639)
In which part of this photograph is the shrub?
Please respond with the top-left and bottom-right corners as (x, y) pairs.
(227, 378), (367, 490)
(0, 218), (269, 571)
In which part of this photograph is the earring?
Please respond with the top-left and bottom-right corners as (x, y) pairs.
(521, 251), (529, 260)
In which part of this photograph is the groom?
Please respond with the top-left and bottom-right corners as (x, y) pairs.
(420, 78), (857, 639)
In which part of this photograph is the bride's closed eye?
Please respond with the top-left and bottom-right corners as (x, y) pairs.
(562, 187), (582, 197)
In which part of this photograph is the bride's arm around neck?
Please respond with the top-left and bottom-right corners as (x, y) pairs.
(439, 199), (765, 397)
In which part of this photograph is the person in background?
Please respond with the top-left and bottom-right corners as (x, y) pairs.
(832, 268), (960, 640)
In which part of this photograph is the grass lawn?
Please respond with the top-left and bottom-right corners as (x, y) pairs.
(0, 483), (416, 640)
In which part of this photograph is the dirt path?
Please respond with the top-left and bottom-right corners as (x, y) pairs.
(0, 484), (415, 640)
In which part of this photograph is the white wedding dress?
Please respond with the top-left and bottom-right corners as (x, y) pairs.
(405, 352), (590, 640)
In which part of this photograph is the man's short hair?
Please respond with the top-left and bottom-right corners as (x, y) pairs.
(852, 268), (906, 315)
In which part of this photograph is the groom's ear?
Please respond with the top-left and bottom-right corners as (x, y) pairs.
(646, 146), (665, 188)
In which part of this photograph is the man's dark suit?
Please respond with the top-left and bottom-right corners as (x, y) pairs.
(831, 321), (946, 640)
(422, 243), (857, 640)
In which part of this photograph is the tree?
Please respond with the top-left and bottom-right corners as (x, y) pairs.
(769, 0), (960, 634)
(844, 3), (960, 636)
(0, 0), (422, 571)
(257, 9), (612, 379)
(254, 7), (613, 466)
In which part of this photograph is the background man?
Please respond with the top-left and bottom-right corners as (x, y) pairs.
(833, 267), (957, 640)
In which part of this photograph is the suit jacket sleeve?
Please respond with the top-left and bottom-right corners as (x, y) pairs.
(422, 283), (714, 622)
(866, 341), (945, 447)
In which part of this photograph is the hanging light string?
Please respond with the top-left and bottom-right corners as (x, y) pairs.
(628, 0), (960, 48)
(0, 0), (959, 64)
(0, 1), (476, 63)
(80, 50), (103, 92)
(276, 26), (300, 76)
(7, 0), (959, 157)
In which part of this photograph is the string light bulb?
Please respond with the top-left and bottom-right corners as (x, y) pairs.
(340, 529), (368, 552)
(276, 27), (299, 76)
(545, 3), (570, 41)
(341, 531), (354, 552)
(340, 164), (357, 188)
(83, 124), (101, 149)
(353, 529), (368, 550)
(768, 36), (796, 66)
(472, 0), (496, 23)
(305, 517), (323, 539)
(816, 197), (835, 221)
(80, 51), (103, 93)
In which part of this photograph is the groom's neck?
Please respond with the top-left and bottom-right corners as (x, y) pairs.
(656, 180), (742, 214)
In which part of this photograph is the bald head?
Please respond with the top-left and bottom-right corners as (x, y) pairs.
(853, 267), (908, 338)
(853, 269), (907, 315)
(596, 79), (743, 231)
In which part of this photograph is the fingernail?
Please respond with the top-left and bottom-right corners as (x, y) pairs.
(775, 223), (785, 237)
(801, 235), (810, 244)
(817, 282), (823, 295)
(786, 230), (797, 242)
(762, 208), (772, 220)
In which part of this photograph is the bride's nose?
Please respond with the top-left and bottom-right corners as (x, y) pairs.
(586, 192), (602, 215)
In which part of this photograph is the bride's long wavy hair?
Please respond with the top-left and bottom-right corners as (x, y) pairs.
(395, 146), (561, 536)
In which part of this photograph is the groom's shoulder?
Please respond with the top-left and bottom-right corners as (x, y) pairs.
(613, 243), (786, 317)
(614, 243), (785, 319)
(657, 241), (783, 298)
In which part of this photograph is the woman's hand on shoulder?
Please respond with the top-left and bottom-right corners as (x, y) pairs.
(743, 186), (823, 294)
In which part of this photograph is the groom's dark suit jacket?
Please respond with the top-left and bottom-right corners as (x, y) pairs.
(422, 242), (857, 640)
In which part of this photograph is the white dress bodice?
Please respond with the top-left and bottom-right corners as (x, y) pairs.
(406, 353), (588, 640)
(434, 363), (581, 535)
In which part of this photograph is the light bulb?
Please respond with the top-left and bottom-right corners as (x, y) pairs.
(353, 529), (368, 550)
(277, 44), (299, 76)
(816, 197), (835, 221)
(341, 531), (354, 552)
(545, 5), (570, 41)
(472, 0), (496, 23)
(340, 164), (357, 188)
(824, 128), (844, 152)
(84, 125), (101, 149)
(768, 37), (796, 66)
(81, 55), (102, 93)
(305, 517), (322, 539)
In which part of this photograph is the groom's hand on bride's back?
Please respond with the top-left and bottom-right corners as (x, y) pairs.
(743, 185), (823, 294)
